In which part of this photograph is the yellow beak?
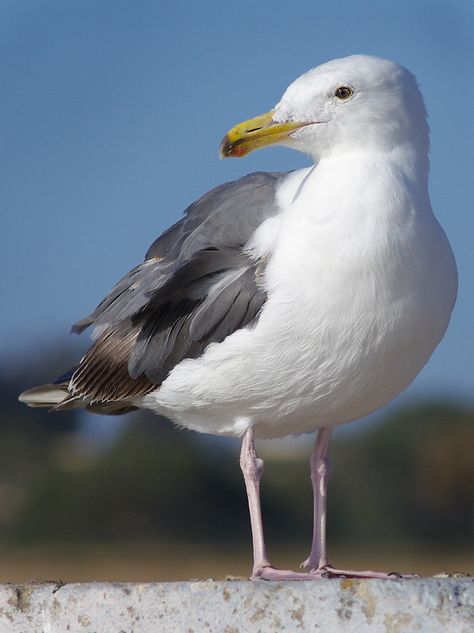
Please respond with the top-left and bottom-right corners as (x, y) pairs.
(220, 111), (311, 158)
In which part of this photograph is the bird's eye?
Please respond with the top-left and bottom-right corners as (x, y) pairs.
(335, 86), (353, 100)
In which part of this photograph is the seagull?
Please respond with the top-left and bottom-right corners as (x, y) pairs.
(20, 55), (457, 580)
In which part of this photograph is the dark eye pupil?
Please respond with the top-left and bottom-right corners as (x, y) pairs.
(336, 87), (352, 99)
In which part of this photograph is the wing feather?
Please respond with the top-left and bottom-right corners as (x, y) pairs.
(67, 171), (286, 406)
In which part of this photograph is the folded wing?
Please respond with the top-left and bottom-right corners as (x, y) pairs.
(65, 171), (285, 408)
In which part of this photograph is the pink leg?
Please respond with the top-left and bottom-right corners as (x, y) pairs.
(300, 429), (413, 580)
(239, 427), (271, 574)
(241, 427), (412, 581)
(301, 427), (332, 570)
(240, 428), (414, 580)
(240, 428), (313, 580)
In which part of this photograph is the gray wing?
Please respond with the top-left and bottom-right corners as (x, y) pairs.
(68, 171), (287, 404)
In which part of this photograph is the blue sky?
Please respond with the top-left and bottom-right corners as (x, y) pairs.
(1, 0), (473, 405)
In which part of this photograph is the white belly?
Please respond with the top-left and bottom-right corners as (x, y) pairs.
(142, 167), (457, 439)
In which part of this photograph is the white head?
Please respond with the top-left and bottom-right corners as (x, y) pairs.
(221, 55), (429, 165)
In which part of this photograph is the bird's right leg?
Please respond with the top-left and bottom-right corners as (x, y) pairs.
(240, 427), (313, 581)
(240, 427), (272, 577)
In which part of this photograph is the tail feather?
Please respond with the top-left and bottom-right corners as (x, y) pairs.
(18, 383), (72, 408)
(19, 382), (138, 415)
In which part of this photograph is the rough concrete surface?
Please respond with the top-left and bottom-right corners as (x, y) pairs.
(0, 578), (472, 633)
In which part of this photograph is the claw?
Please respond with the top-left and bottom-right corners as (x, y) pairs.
(251, 562), (417, 581)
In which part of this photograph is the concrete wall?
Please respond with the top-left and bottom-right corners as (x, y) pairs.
(0, 578), (472, 633)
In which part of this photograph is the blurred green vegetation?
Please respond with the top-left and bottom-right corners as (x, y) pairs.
(0, 346), (473, 574)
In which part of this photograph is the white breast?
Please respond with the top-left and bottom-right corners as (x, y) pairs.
(142, 158), (457, 439)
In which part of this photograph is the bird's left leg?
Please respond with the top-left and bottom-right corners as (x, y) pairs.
(301, 427), (413, 579)
(300, 427), (332, 571)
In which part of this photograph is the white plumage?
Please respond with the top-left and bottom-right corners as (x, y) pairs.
(142, 56), (457, 440)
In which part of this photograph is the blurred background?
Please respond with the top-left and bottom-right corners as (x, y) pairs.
(0, 0), (473, 581)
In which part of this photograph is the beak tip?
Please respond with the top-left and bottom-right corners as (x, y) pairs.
(219, 135), (242, 159)
(219, 139), (229, 159)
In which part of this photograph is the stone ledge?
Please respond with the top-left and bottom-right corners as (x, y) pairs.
(0, 578), (472, 633)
